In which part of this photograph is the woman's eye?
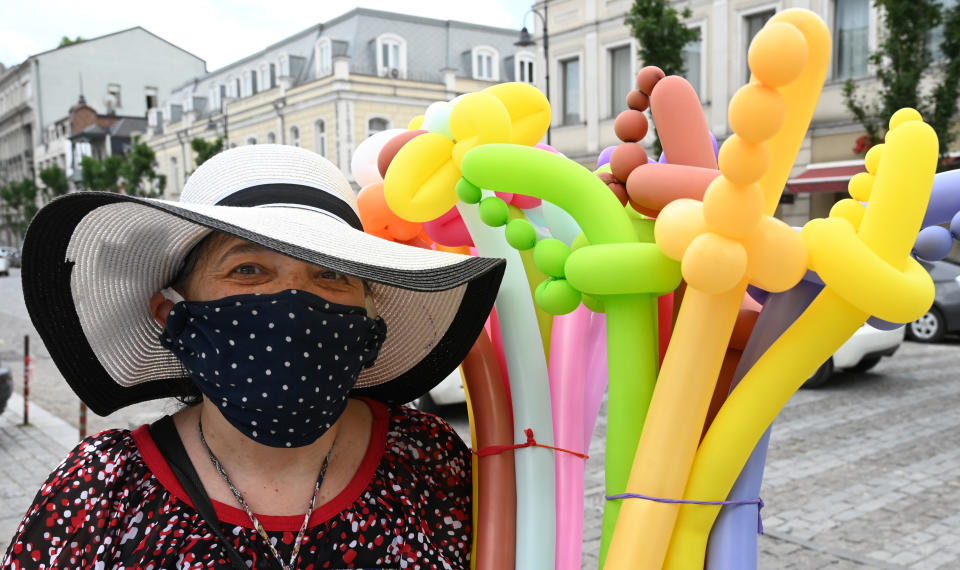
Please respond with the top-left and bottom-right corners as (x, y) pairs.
(232, 264), (262, 275)
(318, 269), (345, 280)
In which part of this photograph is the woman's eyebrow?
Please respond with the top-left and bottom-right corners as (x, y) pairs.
(217, 242), (272, 263)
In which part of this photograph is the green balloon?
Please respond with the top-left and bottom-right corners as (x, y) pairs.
(478, 196), (509, 227)
(582, 293), (606, 313)
(505, 218), (538, 250)
(534, 238), (571, 278)
(571, 232), (590, 252)
(535, 278), (582, 315)
(456, 177), (483, 204)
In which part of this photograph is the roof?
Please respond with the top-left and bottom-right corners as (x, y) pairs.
(28, 27), (205, 66)
(786, 160), (866, 193)
(70, 116), (148, 140)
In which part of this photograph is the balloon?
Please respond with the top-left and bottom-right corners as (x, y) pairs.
(461, 144), (681, 570)
(550, 305), (607, 570)
(351, 128), (407, 187)
(665, 110), (938, 568)
(597, 145), (616, 168)
(483, 82), (551, 146)
(378, 129), (427, 178)
(423, 101), (455, 139)
(461, 330), (517, 570)
(356, 182), (423, 242)
(383, 132), (459, 222)
(651, 76), (718, 169)
(607, 11), (826, 567)
(423, 206), (473, 247)
(914, 225), (954, 261)
(921, 169), (960, 227)
(535, 142), (561, 155)
(456, 201), (556, 570)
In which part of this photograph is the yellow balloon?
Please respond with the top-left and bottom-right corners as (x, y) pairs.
(449, 92), (512, 169)
(408, 115), (425, 130)
(484, 82), (551, 146)
(663, 109), (939, 569)
(383, 132), (458, 222)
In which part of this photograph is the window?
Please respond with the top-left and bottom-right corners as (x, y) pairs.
(233, 77), (242, 98)
(249, 70), (258, 95)
(145, 86), (158, 109)
(561, 58), (581, 124)
(289, 125), (300, 147)
(609, 45), (631, 117)
(261, 65), (270, 91)
(367, 117), (390, 137)
(314, 119), (327, 157)
(107, 83), (122, 110)
(267, 132), (276, 144)
(218, 84), (227, 111)
(269, 63), (277, 88)
(279, 55), (289, 77)
(744, 9), (775, 82)
(834, 0), (869, 79)
(245, 135), (258, 145)
(472, 46), (499, 81)
(316, 38), (332, 77)
(929, 0), (959, 60)
(376, 34), (406, 78)
(682, 31), (704, 99)
(516, 52), (535, 84)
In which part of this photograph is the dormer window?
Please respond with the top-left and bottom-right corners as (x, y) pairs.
(472, 46), (499, 81)
(315, 37), (333, 77)
(376, 33), (407, 79)
(515, 51), (535, 84)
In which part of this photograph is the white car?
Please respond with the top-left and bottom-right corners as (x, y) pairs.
(804, 323), (905, 388)
(410, 366), (466, 409)
(0, 256), (9, 277)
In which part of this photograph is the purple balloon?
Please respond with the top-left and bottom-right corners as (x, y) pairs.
(921, 169), (960, 227)
(597, 145), (616, 168)
(914, 225), (954, 261)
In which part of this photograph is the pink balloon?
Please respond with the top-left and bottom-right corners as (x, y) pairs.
(494, 191), (542, 210)
(422, 207), (473, 247)
(536, 142), (562, 154)
(550, 305), (608, 570)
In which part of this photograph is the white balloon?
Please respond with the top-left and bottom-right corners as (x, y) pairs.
(350, 128), (407, 187)
(422, 102), (454, 140)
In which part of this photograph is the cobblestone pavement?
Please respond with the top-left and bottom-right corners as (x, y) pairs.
(3, 263), (960, 567)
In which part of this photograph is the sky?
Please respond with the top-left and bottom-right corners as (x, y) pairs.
(0, 0), (532, 71)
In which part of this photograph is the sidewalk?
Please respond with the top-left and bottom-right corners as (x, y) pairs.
(0, 393), (78, 555)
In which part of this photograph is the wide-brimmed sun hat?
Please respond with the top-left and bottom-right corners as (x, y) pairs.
(21, 144), (505, 415)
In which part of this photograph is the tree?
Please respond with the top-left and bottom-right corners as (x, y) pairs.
(191, 137), (223, 167)
(624, 0), (701, 153)
(78, 140), (165, 196)
(38, 163), (69, 203)
(119, 141), (165, 197)
(0, 178), (39, 244)
(843, 0), (960, 167)
(58, 36), (83, 48)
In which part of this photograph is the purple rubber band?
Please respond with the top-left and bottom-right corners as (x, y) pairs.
(606, 493), (765, 535)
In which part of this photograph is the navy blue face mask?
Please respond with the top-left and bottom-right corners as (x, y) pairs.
(159, 289), (387, 448)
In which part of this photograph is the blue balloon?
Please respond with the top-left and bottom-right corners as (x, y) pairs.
(597, 146), (616, 168)
(914, 225), (953, 261)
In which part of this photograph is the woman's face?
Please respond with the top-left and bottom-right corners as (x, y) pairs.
(180, 235), (366, 307)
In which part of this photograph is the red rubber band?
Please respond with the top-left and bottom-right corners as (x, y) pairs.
(471, 429), (589, 459)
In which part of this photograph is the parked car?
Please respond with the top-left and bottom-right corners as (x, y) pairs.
(0, 255), (9, 277)
(0, 246), (18, 269)
(907, 259), (960, 342)
(410, 366), (466, 410)
(804, 323), (905, 388)
(0, 360), (12, 415)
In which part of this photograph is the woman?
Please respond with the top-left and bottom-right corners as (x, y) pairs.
(3, 145), (504, 569)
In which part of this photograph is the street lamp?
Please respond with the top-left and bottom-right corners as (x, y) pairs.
(515, 2), (550, 144)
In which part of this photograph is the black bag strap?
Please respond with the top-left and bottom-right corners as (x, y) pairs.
(148, 415), (250, 570)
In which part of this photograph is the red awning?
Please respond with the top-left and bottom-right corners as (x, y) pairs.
(786, 161), (866, 193)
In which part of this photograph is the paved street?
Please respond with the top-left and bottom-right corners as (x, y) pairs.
(2, 265), (960, 566)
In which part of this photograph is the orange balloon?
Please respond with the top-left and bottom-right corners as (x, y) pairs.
(356, 182), (423, 242)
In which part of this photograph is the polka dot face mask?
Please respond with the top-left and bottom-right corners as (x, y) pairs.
(159, 289), (387, 448)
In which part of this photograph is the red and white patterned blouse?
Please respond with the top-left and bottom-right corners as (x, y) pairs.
(1, 400), (472, 569)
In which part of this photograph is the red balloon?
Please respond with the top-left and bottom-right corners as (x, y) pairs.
(378, 129), (428, 178)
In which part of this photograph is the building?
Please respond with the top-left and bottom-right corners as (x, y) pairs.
(529, 0), (959, 224)
(0, 27), (206, 190)
(143, 8), (536, 198)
